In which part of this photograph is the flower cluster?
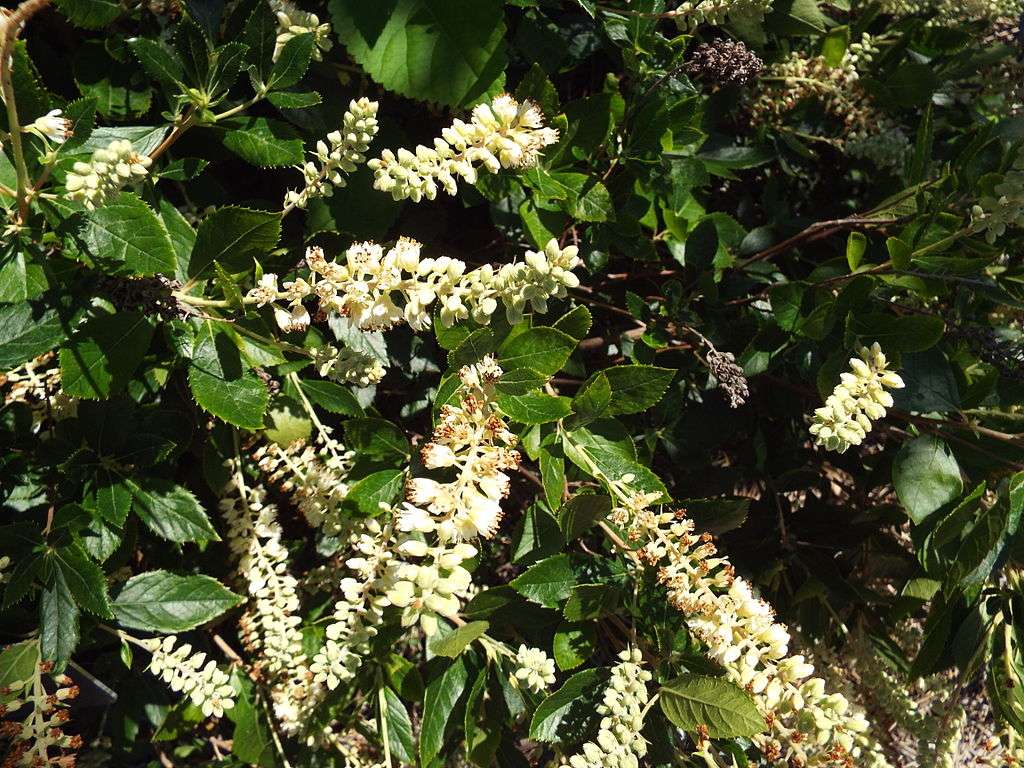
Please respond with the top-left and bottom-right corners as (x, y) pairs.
(25, 109), (71, 144)
(512, 645), (557, 693)
(809, 343), (905, 453)
(64, 139), (151, 210)
(706, 348), (749, 408)
(400, 355), (520, 541)
(749, 53), (879, 142)
(368, 94), (559, 202)
(846, 121), (911, 171)
(0, 642), (81, 768)
(271, 0), (332, 62)
(138, 634), (235, 718)
(671, 0), (775, 29)
(615, 497), (889, 767)
(220, 466), (305, 679)
(972, 156), (1024, 244)
(311, 345), (387, 387)
(564, 649), (652, 768)
(254, 435), (355, 533)
(246, 237), (581, 332)
(284, 98), (379, 210)
(685, 39), (765, 87)
(877, 0), (1023, 23)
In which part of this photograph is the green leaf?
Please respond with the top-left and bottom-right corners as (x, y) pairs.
(552, 306), (592, 341)
(529, 667), (608, 743)
(40, 568), (79, 665)
(129, 37), (186, 87)
(846, 231), (867, 271)
(80, 193), (177, 276)
(570, 373), (611, 427)
(381, 687), (416, 765)
(126, 476), (219, 543)
(188, 322), (270, 429)
(510, 554), (576, 608)
(539, 447), (565, 509)
(420, 656), (470, 765)
(563, 583), (617, 621)
(659, 674), (765, 738)
(59, 311), (154, 399)
(564, 424), (668, 500)
(298, 378), (364, 416)
(498, 327), (576, 376)
(497, 392), (572, 424)
(266, 90), (322, 109)
(344, 418), (411, 460)
(190, 206), (282, 276)
(268, 33), (314, 90)
(848, 313), (945, 353)
(49, 543), (113, 619)
(229, 673), (276, 767)
(263, 397), (311, 445)
(0, 641), (40, 703)
(220, 117), (305, 167)
(893, 436), (963, 524)
(558, 494), (612, 542)
(114, 570), (243, 632)
(449, 328), (496, 369)
(329, 0), (508, 108)
(552, 622), (596, 671)
(600, 365), (674, 415)
(429, 621), (490, 658)
(54, 0), (122, 28)
(880, 63), (939, 108)
(345, 470), (405, 516)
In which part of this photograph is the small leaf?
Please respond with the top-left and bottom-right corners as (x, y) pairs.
(345, 470), (405, 516)
(190, 206), (282, 276)
(601, 365), (674, 415)
(529, 667), (609, 743)
(40, 568), (79, 665)
(497, 392), (572, 424)
(659, 674), (765, 738)
(126, 476), (219, 543)
(558, 494), (611, 542)
(510, 554), (576, 609)
(114, 570), (243, 632)
(220, 116), (305, 167)
(268, 33), (314, 90)
(429, 621), (489, 658)
(298, 378), (363, 415)
(188, 322), (270, 429)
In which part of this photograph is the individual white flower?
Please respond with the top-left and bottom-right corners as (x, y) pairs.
(284, 99), (380, 209)
(25, 108), (71, 144)
(140, 635), (236, 718)
(64, 139), (151, 210)
(369, 94), (559, 202)
(512, 645), (556, 693)
(809, 342), (905, 453)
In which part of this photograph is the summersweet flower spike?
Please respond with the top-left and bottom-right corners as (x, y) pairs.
(140, 635), (236, 718)
(64, 139), (151, 210)
(368, 94), (559, 202)
(809, 342), (904, 453)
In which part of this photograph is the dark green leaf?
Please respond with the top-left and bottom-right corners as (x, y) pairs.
(114, 570), (243, 632)
(80, 193), (177, 276)
(893, 436), (963, 524)
(126, 476), (219, 543)
(59, 311), (154, 399)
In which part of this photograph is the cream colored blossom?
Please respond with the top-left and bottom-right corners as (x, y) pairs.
(809, 342), (904, 453)
(65, 139), (151, 210)
(25, 108), (71, 144)
(284, 99), (379, 210)
(972, 155), (1024, 244)
(311, 345), (387, 387)
(512, 645), (556, 693)
(671, 0), (774, 29)
(400, 355), (520, 541)
(246, 238), (581, 331)
(271, 0), (332, 62)
(369, 94), (558, 202)
(565, 649), (651, 768)
(140, 635), (235, 718)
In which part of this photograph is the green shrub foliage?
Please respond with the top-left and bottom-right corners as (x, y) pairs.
(1, 0), (1023, 765)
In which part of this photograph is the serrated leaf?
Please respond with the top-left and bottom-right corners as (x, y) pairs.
(298, 378), (363, 415)
(552, 622), (596, 672)
(345, 469), (405, 516)
(268, 33), (314, 90)
(48, 543), (113, 619)
(190, 206), (282, 276)
(558, 494), (611, 542)
(429, 621), (489, 658)
(126, 476), (219, 543)
(128, 37), (186, 87)
(188, 322), (270, 429)
(497, 327), (576, 376)
(552, 305), (592, 341)
(497, 392), (572, 424)
(59, 311), (154, 399)
(659, 674), (765, 738)
(40, 568), (79, 665)
(329, 0), (507, 108)
(529, 667), (608, 743)
(510, 554), (576, 608)
(54, 0), (122, 28)
(114, 570), (243, 632)
(0, 301), (66, 370)
(266, 90), (321, 108)
(601, 365), (674, 415)
(381, 687), (416, 765)
(419, 656), (470, 765)
(220, 116), (305, 167)
(80, 193), (177, 276)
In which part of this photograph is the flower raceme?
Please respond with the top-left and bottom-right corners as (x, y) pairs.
(245, 237), (581, 332)
(809, 342), (905, 453)
(139, 635), (236, 718)
(368, 94), (559, 202)
(564, 649), (652, 768)
(64, 139), (152, 210)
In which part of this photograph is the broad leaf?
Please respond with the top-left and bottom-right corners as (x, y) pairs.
(659, 674), (765, 738)
(80, 193), (177, 276)
(114, 571), (243, 632)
